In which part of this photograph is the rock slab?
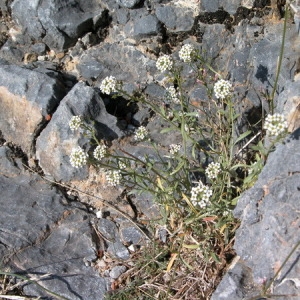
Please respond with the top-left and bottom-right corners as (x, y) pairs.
(0, 146), (108, 299)
(212, 128), (300, 299)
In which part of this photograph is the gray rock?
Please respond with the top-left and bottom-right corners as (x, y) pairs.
(116, 0), (142, 9)
(116, 8), (130, 25)
(0, 40), (25, 64)
(133, 14), (161, 37)
(0, 64), (66, 155)
(0, 146), (22, 177)
(0, 0), (13, 17)
(200, 21), (299, 109)
(120, 225), (144, 245)
(97, 218), (119, 242)
(11, 0), (108, 50)
(211, 259), (258, 300)
(278, 80), (300, 133)
(76, 59), (105, 79)
(155, 5), (195, 32)
(107, 241), (130, 260)
(131, 190), (161, 219)
(30, 43), (48, 55)
(77, 43), (153, 84)
(0, 147), (108, 299)
(110, 265), (127, 279)
(213, 128), (300, 298)
(36, 81), (122, 182)
(200, 0), (242, 14)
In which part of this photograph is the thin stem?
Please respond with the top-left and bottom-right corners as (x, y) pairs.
(0, 271), (71, 300)
(262, 240), (300, 295)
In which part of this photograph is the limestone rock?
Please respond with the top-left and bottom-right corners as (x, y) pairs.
(155, 4), (195, 32)
(77, 42), (154, 84)
(200, 0), (242, 14)
(133, 14), (162, 37)
(213, 128), (300, 298)
(0, 147), (108, 299)
(116, 0), (142, 9)
(11, 0), (109, 50)
(36, 81), (122, 182)
(0, 63), (66, 155)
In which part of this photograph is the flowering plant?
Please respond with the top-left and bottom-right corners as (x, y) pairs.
(67, 44), (288, 290)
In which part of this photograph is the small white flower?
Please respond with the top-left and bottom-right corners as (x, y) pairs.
(169, 144), (181, 156)
(191, 181), (213, 208)
(214, 79), (232, 99)
(156, 55), (173, 72)
(167, 111), (174, 119)
(106, 170), (121, 186)
(205, 162), (221, 179)
(264, 113), (288, 136)
(70, 146), (88, 168)
(69, 116), (83, 131)
(134, 126), (148, 141)
(179, 44), (195, 63)
(100, 76), (117, 95)
(93, 145), (107, 161)
(165, 86), (180, 104)
(118, 161), (127, 170)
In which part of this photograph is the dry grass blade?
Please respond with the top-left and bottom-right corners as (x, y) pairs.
(0, 295), (39, 299)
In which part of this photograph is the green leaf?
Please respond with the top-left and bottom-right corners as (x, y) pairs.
(160, 127), (175, 134)
(180, 257), (194, 270)
(170, 160), (185, 175)
(234, 130), (251, 145)
(231, 196), (239, 205)
(185, 112), (198, 117)
(183, 244), (200, 249)
(211, 252), (221, 263)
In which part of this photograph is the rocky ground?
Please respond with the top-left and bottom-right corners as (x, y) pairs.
(0, 0), (300, 299)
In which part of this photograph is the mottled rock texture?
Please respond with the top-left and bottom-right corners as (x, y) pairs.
(213, 128), (300, 299)
(0, 0), (299, 298)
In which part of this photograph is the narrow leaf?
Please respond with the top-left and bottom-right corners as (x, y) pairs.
(234, 130), (251, 145)
(183, 244), (200, 249)
(166, 253), (178, 272)
(160, 127), (175, 134)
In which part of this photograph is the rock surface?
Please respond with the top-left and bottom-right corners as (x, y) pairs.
(0, 0), (300, 299)
(212, 128), (300, 299)
(11, 0), (109, 50)
(36, 81), (122, 182)
(0, 147), (109, 299)
(0, 64), (66, 155)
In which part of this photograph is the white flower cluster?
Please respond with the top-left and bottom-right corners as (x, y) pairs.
(100, 76), (117, 95)
(264, 113), (288, 136)
(69, 116), (83, 131)
(191, 181), (213, 208)
(93, 144), (107, 161)
(179, 44), (195, 63)
(156, 55), (173, 72)
(118, 160), (127, 169)
(214, 79), (232, 99)
(165, 86), (180, 104)
(134, 126), (148, 141)
(205, 162), (221, 179)
(106, 170), (121, 186)
(70, 146), (88, 168)
(169, 144), (181, 155)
